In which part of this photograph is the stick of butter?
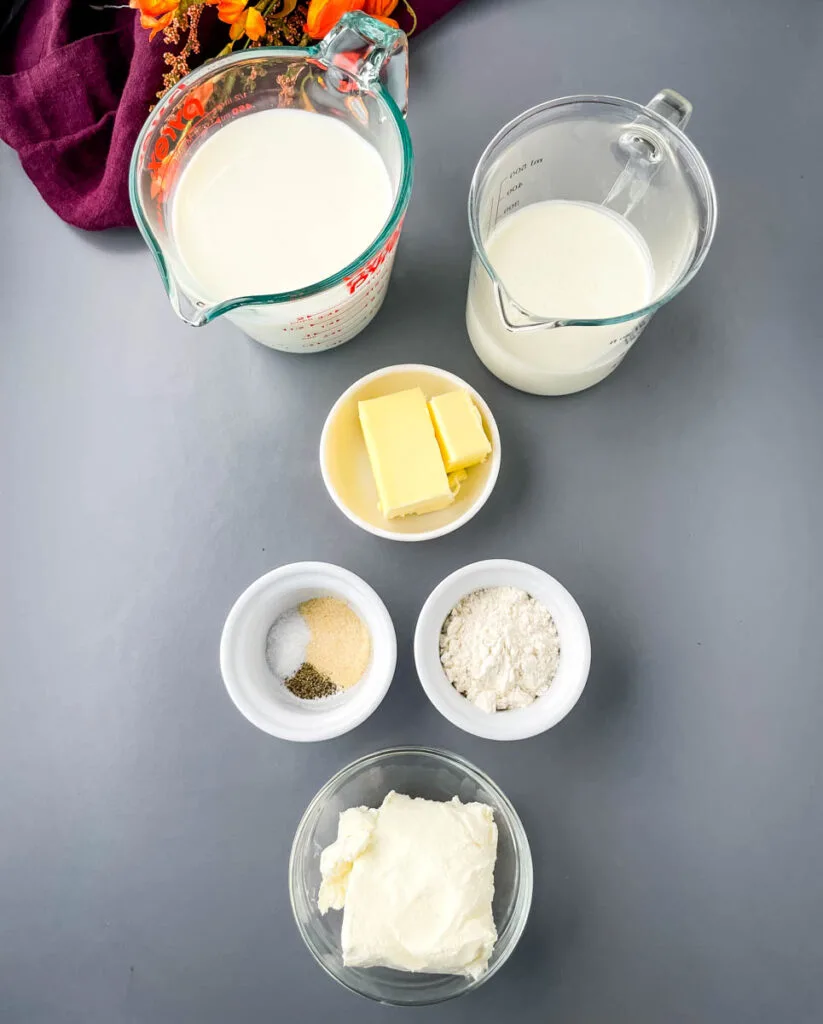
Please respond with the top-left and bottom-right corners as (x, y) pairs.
(358, 387), (454, 519)
(428, 390), (492, 473)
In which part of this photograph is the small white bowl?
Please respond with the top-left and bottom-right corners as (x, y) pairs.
(319, 364), (501, 542)
(220, 562), (396, 742)
(414, 560), (591, 741)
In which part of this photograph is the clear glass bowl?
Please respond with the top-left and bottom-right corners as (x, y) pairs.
(289, 746), (533, 1005)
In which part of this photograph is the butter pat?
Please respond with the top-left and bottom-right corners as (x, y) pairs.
(359, 388), (454, 519)
(448, 468), (468, 495)
(318, 791), (498, 979)
(428, 390), (492, 473)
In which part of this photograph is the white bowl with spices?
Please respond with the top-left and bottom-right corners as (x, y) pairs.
(414, 560), (591, 741)
(220, 562), (396, 742)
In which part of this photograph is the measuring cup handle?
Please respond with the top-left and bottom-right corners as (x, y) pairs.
(315, 12), (409, 116)
(645, 89), (692, 131)
(604, 87), (695, 216)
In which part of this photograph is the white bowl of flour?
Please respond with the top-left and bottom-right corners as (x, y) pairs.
(414, 560), (590, 740)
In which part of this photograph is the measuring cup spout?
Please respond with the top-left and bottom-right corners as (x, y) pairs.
(166, 274), (214, 327)
(494, 281), (563, 333)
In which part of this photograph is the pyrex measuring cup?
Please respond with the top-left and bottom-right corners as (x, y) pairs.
(129, 13), (412, 352)
(466, 91), (717, 394)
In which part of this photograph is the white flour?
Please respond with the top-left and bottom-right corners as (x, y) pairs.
(439, 586), (560, 713)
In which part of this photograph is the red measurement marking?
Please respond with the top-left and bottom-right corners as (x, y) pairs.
(345, 222), (403, 295)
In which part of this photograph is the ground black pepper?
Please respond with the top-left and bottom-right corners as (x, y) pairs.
(285, 662), (338, 700)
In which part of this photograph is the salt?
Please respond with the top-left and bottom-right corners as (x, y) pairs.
(266, 608), (310, 680)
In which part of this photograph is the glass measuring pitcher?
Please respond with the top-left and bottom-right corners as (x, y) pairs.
(466, 90), (717, 394)
(129, 13), (412, 353)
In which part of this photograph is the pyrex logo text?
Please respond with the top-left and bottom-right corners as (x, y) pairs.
(147, 97), (205, 172)
(345, 222), (403, 296)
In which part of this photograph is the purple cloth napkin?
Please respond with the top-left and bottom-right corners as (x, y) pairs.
(0, 0), (460, 230)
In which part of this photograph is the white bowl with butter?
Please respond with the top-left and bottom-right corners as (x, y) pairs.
(319, 364), (501, 541)
(415, 560), (591, 740)
(219, 562), (396, 741)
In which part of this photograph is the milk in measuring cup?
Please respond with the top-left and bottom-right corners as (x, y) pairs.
(467, 200), (655, 394)
(171, 109), (394, 350)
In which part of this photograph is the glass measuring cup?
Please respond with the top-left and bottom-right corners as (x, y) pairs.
(129, 13), (412, 353)
(466, 91), (717, 394)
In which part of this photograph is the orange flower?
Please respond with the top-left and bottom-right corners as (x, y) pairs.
(363, 0), (399, 26)
(217, 0), (247, 24)
(144, 12), (173, 37)
(130, 0), (178, 38)
(220, 3), (266, 40)
(243, 7), (266, 39)
(363, 0), (398, 16)
(306, 0), (364, 39)
(130, 0), (177, 14)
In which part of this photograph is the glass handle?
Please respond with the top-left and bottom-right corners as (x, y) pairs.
(603, 87), (694, 217)
(315, 12), (409, 116)
(646, 89), (692, 131)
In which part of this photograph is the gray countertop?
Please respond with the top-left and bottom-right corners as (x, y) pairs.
(2, 0), (822, 1021)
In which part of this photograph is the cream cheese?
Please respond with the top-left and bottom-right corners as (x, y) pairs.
(318, 791), (498, 979)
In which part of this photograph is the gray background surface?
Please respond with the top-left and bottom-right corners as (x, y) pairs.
(2, 0), (822, 1021)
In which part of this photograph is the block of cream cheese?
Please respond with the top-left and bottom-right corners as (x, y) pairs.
(428, 390), (492, 473)
(358, 388), (454, 519)
(318, 791), (498, 979)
